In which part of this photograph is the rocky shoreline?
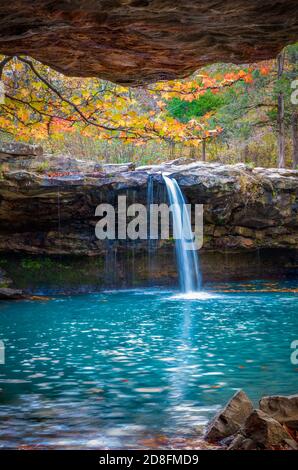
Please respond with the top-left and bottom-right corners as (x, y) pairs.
(156, 392), (298, 451)
(203, 391), (298, 450)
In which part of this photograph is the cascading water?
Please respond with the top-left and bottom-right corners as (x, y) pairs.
(147, 175), (155, 283)
(147, 175), (156, 254)
(163, 174), (201, 293)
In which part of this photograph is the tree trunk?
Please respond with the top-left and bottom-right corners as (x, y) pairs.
(189, 146), (195, 159)
(243, 144), (249, 163)
(277, 50), (285, 168)
(292, 110), (298, 168)
(170, 142), (175, 160)
(202, 139), (206, 161)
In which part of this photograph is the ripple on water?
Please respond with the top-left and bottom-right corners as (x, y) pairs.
(0, 281), (297, 448)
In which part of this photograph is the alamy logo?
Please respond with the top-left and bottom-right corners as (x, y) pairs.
(94, 196), (204, 250)
(291, 340), (298, 365)
(0, 340), (5, 365)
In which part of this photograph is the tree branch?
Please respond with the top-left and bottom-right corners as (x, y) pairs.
(17, 56), (124, 133)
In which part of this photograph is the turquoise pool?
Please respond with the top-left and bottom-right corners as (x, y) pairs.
(0, 281), (297, 449)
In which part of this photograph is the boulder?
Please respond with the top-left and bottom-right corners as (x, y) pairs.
(260, 395), (298, 429)
(229, 409), (293, 450)
(204, 390), (253, 442)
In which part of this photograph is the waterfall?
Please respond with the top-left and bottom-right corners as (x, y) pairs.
(147, 175), (156, 254)
(147, 175), (155, 284)
(163, 175), (201, 293)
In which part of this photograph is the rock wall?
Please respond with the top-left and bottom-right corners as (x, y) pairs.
(0, 147), (297, 291)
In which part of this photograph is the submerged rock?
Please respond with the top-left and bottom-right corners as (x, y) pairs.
(259, 395), (298, 430)
(204, 390), (253, 442)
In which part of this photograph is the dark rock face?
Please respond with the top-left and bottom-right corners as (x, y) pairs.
(173, 164), (298, 252)
(0, 267), (12, 288)
(0, 287), (25, 300)
(260, 395), (298, 429)
(0, 146), (297, 289)
(0, 159), (297, 253)
(204, 390), (253, 442)
(0, 1), (298, 84)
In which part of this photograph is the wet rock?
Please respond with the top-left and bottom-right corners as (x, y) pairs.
(229, 409), (293, 450)
(259, 395), (298, 430)
(204, 390), (253, 442)
(0, 287), (25, 300)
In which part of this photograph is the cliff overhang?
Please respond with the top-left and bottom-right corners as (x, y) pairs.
(0, 1), (298, 84)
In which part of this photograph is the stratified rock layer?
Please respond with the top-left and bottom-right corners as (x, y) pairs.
(0, 158), (297, 253)
(0, 1), (298, 83)
(0, 145), (297, 289)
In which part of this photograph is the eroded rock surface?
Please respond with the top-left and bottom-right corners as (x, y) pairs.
(0, 156), (297, 254)
(204, 390), (253, 442)
(228, 409), (294, 450)
(204, 392), (298, 450)
(260, 395), (298, 429)
(0, 1), (298, 83)
(0, 144), (297, 288)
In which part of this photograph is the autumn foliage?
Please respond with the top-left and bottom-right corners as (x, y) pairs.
(0, 55), (254, 148)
